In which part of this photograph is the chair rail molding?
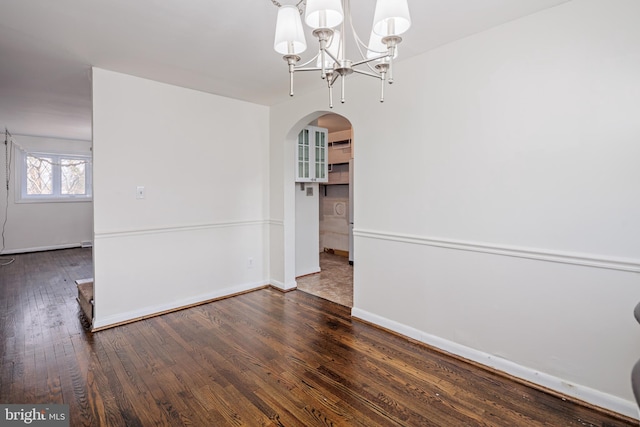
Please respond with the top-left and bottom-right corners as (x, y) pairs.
(94, 219), (268, 239)
(354, 229), (640, 273)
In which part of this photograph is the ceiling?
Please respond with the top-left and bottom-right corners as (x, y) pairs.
(0, 0), (570, 140)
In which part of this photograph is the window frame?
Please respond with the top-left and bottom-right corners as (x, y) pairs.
(16, 149), (93, 203)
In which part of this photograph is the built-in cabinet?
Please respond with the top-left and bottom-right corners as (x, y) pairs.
(297, 126), (352, 185)
(296, 126), (328, 183)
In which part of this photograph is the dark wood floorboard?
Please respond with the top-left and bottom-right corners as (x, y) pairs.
(0, 248), (635, 426)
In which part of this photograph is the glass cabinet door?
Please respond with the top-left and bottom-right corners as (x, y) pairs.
(297, 128), (310, 181)
(314, 129), (327, 181)
(296, 126), (328, 183)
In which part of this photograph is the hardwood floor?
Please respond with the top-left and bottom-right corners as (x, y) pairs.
(1, 248), (635, 426)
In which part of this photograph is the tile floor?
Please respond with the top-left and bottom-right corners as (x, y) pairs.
(296, 252), (353, 307)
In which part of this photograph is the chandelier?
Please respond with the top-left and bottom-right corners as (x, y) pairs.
(272, 0), (411, 108)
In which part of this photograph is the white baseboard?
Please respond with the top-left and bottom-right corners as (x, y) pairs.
(351, 307), (638, 420)
(269, 279), (297, 291)
(296, 267), (321, 278)
(93, 281), (268, 329)
(1, 243), (84, 255)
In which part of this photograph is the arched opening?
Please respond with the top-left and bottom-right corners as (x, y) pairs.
(292, 113), (354, 307)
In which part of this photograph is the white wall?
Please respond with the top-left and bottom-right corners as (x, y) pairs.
(295, 182), (320, 277)
(92, 68), (269, 328)
(270, 0), (640, 418)
(0, 134), (92, 254)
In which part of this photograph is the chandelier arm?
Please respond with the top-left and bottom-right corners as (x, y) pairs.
(351, 68), (382, 79)
(345, 0), (369, 55)
(359, 54), (379, 75)
(328, 72), (340, 87)
(365, 47), (388, 56)
(351, 54), (388, 68)
(295, 52), (320, 68)
(323, 48), (341, 65)
(359, 59), (379, 76)
(352, 32), (370, 51)
(346, 7), (380, 75)
(295, 67), (324, 72)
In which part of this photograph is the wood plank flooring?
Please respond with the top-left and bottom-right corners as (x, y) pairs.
(0, 248), (635, 426)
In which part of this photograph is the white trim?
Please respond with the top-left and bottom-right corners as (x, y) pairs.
(268, 219), (284, 227)
(94, 220), (267, 239)
(93, 281), (268, 330)
(14, 197), (92, 204)
(351, 307), (639, 420)
(269, 279), (297, 291)
(355, 229), (640, 273)
(1, 243), (84, 255)
(270, 279), (285, 289)
(296, 267), (321, 278)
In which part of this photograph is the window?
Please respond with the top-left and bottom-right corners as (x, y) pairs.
(18, 151), (92, 202)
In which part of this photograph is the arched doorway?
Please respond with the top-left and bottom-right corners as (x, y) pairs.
(295, 113), (354, 307)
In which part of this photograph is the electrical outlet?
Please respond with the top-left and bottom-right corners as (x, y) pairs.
(247, 257), (254, 268)
(136, 186), (145, 199)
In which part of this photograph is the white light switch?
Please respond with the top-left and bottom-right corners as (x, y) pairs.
(136, 186), (145, 199)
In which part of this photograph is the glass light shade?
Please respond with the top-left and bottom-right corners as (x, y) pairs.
(366, 30), (398, 59)
(274, 5), (307, 55)
(317, 31), (341, 68)
(305, 0), (344, 29)
(372, 0), (411, 36)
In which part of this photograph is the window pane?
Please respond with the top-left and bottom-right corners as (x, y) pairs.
(26, 156), (53, 195)
(61, 159), (86, 195)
